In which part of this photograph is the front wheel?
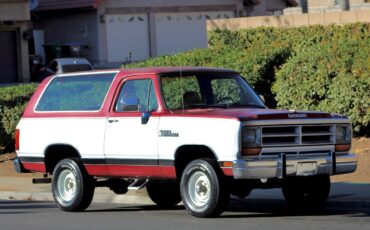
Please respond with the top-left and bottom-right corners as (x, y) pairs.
(52, 158), (95, 211)
(282, 175), (331, 208)
(180, 159), (230, 217)
(146, 180), (182, 208)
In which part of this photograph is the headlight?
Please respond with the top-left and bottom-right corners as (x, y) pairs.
(242, 127), (261, 156)
(242, 127), (261, 147)
(336, 124), (351, 144)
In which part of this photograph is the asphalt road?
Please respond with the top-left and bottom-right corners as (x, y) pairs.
(1, 198), (370, 230)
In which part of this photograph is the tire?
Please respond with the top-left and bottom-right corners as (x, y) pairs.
(282, 175), (331, 208)
(180, 159), (230, 217)
(52, 158), (95, 212)
(146, 180), (182, 208)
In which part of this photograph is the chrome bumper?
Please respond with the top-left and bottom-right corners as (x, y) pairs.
(233, 152), (357, 179)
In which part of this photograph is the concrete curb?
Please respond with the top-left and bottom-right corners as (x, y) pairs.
(0, 189), (154, 205)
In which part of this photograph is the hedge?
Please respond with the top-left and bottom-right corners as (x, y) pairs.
(273, 39), (370, 134)
(0, 84), (37, 152)
(125, 23), (370, 135)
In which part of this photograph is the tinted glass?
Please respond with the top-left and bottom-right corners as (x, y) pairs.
(160, 74), (265, 110)
(35, 73), (115, 111)
(115, 79), (158, 112)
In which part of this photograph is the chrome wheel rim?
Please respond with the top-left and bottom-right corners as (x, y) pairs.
(188, 171), (211, 207)
(57, 169), (77, 202)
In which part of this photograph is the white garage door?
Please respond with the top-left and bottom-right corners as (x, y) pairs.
(155, 11), (234, 56)
(106, 14), (150, 62)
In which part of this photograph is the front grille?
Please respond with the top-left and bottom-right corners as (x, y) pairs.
(261, 124), (334, 147)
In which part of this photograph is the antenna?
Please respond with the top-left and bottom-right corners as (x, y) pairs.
(178, 48), (185, 112)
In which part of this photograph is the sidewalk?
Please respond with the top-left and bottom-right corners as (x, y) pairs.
(1, 176), (370, 210)
(0, 176), (153, 204)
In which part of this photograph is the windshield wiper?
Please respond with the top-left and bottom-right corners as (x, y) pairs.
(226, 102), (266, 109)
(185, 103), (227, 109)
(183, 103), (265, 109)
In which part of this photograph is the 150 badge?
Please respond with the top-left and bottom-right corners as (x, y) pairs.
(159, 130), (179, 137)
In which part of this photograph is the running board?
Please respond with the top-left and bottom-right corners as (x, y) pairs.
(128, 179), (148, 191)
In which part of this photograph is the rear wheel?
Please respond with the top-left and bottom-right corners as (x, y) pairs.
(282, 175), (330, 208)
(180, 159), (230, 217)
(146, 180), (182, 208)
(52, 158), (95, 211)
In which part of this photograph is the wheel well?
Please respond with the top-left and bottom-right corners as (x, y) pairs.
(44, 145), (81, 174)
(174, 145), (218, 179)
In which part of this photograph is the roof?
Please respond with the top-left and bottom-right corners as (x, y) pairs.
(117, 67), (239, 76)
(35, 0), (102, 11)
(55, 67), (239, 78)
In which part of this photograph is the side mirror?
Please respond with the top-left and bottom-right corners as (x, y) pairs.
(141, 112), (151, 125)
(259, 94), (265, 104)
(121, 96), (139, 111)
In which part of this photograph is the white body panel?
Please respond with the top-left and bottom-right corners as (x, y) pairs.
(17, 116), (242, 163)
(104, 117), (160, 160)
(157, 117), (240, 162)
(16, 118), (107, 159)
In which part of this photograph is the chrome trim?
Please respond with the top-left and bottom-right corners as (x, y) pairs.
(259, 145), (334, 157)
(232, 152), (357, 179)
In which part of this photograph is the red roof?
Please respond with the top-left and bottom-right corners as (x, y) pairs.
(35, 0), (102, 11)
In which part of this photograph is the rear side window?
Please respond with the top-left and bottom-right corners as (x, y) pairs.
(35, 73), (115, 111)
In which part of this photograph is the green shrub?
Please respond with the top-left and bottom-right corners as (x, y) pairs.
(0, 84), (37, 152)
(273, 39), (370, 134)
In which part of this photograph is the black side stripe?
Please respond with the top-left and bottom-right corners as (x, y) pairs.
(19, 157), (44, 163)
(18, 157), (174, 166)
(82, 158), (174, 166)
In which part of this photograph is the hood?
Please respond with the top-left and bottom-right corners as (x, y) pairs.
(171, 108), (344, 121)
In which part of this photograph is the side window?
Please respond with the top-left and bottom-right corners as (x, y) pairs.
(35, 73), (115, 111)
(115, 79), (158, 112)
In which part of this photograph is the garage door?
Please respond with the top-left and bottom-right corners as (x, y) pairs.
(106, 14), (150, 62)
(0, 31), (18, 83)
(155, 11), (234, 56)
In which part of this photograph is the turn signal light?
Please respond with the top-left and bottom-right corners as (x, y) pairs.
(241, 147), (261, 156)
(335, 144), (351, 152)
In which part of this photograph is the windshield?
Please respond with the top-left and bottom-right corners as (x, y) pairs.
(160, 73), (265, 110)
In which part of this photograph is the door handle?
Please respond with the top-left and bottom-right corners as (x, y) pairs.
(108, 119), (119, 123)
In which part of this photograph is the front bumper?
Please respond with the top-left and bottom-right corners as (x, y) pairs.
(233, 152), (357, 179)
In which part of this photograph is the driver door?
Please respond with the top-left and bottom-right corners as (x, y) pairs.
(104, 76), (160, 176)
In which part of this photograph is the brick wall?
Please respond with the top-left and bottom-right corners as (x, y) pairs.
(207, 9), (370, 30)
